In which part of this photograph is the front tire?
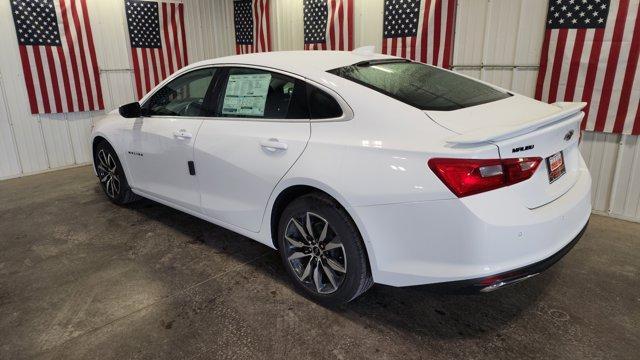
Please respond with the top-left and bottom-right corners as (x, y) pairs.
(278, 193), (373, 305)
(94, 140), (139, 205)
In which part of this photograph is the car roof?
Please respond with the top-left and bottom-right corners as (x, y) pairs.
(185, 50), (400, 79)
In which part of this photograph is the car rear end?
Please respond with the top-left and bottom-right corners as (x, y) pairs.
(329, 59), (591, 289)
(425, 102), (591, 290)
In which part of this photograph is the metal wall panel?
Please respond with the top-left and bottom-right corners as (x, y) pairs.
(513, 0), (547, 65)
(453, 0), (488, 66)
(0, 0), (234, 180)
(579, 132), (621, 213)
(510, 69), (539, 97)
(184, 0), (235, 61)
(0, 0), (49, 176)
(605, 135), (640, 221)
(0, 74), (21, 179)
(39, 114), (76, 169)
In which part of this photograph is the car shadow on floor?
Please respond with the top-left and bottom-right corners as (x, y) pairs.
(123, 193), (551, 341)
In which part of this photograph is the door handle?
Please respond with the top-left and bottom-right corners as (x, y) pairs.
(173, 129), (193, 139)
(260, 138), (288, 151)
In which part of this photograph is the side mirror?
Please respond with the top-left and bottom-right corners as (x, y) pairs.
(119, 102), (142, 118)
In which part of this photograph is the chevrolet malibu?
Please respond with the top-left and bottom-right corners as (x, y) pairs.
(91, 50), (591, 304)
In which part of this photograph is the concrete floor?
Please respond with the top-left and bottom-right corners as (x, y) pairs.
(0, 166), (638, 360)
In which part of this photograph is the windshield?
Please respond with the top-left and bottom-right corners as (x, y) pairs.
(329, 61), (511, 111)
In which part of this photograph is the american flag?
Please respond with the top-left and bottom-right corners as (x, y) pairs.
(234, 0), (271, 54)
(535, 0), (640, 135)
(125, 0), (188, 100)
(10, 0), (104, 114)
(381, 0), (456, 68)
(303, 0), (354, 51)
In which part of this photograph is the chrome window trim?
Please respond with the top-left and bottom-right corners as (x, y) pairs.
(138, 63), (353, 123)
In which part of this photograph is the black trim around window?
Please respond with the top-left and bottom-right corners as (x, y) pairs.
(140, 66), (220, 117)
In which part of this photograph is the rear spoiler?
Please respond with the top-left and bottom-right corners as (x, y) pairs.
(446, 102), (586, 145)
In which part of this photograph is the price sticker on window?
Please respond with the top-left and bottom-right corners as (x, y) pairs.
(221, 73), (271, 116)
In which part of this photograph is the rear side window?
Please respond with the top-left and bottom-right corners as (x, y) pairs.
(307, 85), (343, 119)
(218, 67), (308, 119)
(329, 61), (511, 111)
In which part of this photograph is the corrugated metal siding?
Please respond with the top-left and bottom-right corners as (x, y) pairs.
(0, 0), (235, 181)
(0, 74), (22, 180)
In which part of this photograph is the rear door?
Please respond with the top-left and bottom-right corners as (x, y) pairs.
(194, 67), (311, 232)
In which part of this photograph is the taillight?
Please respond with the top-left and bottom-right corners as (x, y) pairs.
(428, 157), (542, 197)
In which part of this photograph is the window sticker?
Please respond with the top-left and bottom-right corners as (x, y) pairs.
(221, 73), (272, 116)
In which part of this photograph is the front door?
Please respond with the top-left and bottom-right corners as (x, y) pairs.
(195, 67), (311, 232)
(126, 67), (218, 212)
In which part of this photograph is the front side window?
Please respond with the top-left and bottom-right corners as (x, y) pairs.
(218, 68), (307, 119)
(329, 61), (511, 111)
(144, 68), (217, 116)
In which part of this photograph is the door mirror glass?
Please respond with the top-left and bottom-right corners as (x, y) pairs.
(119, 102), (141, 118)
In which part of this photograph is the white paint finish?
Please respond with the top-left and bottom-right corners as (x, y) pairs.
(39, 113), (76, 169)
(453, 0), (488, 66)
(87, 0), (131, 69)
(0, 0), (220, 180)
(0, 74), (21, 179)
(513, 0), (547, 65)
(184, 0), (235, 62)
(483, 0), (522, 65)
(92, 51), (592, 288)
(455, 68), (481, 79)
(354, 0), (384, 51)
(271, 0), (305, 51)
(480, 69), (513, 89)
(511, 69), (539, 97)
(102, 71), (136, 112)
(0, 0), (49, 175)
(607, 134), (640, 221)
(579, 131), (620, 213)
(455, 0), (547, 67)
(196, 119), (311, 232)
(67, 112), (95, 164)
(125, 117), (203, 211)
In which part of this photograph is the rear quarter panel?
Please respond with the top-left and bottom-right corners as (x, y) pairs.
(286, 79), (501, 207)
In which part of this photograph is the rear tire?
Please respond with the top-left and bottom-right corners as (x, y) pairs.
(93, 140), (139, 205)
(278, 193), (373, 305)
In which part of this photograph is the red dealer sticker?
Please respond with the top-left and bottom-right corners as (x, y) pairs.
(546, 151), (566, 184)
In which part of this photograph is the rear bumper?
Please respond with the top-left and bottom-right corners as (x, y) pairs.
(429, 220), (587, 292)
(352, 164), (591, 287)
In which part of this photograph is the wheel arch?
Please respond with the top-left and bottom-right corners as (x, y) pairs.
(267, 180), (376, 277)
(91, 135), (129, 180)
(91, 135), (111, 174)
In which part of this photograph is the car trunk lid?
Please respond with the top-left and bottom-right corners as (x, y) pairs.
(425, 95), (585, 208)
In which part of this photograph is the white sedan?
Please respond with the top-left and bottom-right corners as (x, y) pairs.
(91, 50), (591, 304)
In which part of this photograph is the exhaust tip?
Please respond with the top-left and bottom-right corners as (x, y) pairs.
(480, 273), (539, 293)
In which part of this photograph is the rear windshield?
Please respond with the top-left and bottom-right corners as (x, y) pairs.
(328, 61), (511, 111)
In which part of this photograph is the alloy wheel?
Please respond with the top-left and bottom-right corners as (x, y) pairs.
(283, 212), (347, 294)
(96, 149), (121, 198)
